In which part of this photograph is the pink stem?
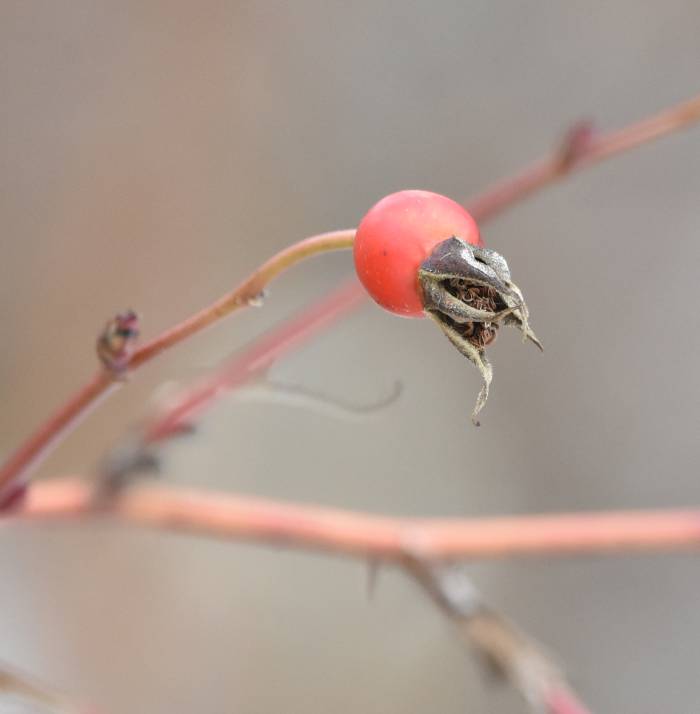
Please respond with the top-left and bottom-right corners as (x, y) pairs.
(145, 278), (366, 443)
(12, 479), (700, 562)
(0, 372), (117, 506)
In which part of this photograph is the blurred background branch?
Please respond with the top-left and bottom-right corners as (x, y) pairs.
(406, 563), (591, 714)
(0, 662), (96, 714)
(466, 93), (700, 221)
(10, 478), (700, 562)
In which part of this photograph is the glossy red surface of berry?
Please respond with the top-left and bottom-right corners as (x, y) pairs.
(353, 190), (481, 316)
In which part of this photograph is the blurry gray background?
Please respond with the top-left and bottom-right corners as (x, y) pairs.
(1, 2), (699, 712)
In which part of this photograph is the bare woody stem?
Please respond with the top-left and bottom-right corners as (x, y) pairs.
(13, 479), (700, 562)
(142, 277), (366, 444)
(129, 229), (356, 368)
(467, 93), (700, 222)
(0, 230), (355, 500)
(0, 373), (118, 496)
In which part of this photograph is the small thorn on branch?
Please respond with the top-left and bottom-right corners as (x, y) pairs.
(96, 310), (140, 374)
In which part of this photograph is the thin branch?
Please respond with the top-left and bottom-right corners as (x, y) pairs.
(0, 230), (355, 502)
(142, 277), (366, 444)
(406, 563), (592, 714)
(96, 278), (367, 488)
(467, 93), (700, 222)
(129, 229), (356, 369)
(11, 479), (700, 561)
(0, 372), (118, 503)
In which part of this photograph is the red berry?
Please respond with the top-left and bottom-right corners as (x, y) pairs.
(353, 190), (481, 317)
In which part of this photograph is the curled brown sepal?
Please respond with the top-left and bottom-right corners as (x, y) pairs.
(418, 237), (542, 425)
(96, 310), (140, 375)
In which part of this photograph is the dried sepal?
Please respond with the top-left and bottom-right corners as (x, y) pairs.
(419, 237), (540, 424)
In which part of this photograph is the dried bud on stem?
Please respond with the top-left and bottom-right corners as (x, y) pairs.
(96, 310), (140, 374)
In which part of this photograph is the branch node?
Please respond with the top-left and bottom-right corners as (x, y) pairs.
(0, 481), (28, 513)
(234, 289), (267, 309)
(96, 310), (140, 375)
(556, 120), (596, 174)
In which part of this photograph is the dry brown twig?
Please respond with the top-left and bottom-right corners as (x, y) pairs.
(407, 563), (591, 714)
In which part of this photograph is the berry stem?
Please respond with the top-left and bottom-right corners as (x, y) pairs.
(129, 229), (356, 369)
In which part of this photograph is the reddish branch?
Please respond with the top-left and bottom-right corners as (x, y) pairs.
(11, 479), (700, 562)
(0, 230), (355, 502)
(143, 277), (366, 444)
(128, 229), (357, 368)
(0, 373), (118, 500)
(467, 93), (700, 221)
